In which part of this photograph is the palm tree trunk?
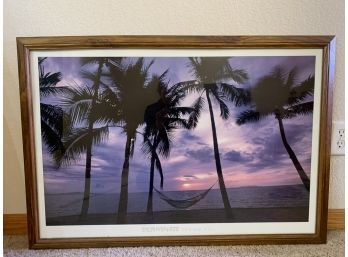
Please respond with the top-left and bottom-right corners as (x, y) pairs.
(276, 116), (310, 191)
(146, 135), (158, 214)
(80, 144), (92, 217)
(80, 61), (103, 217)
(205, 90), (232, 215)
(146, 154), (156, 214)
(117, 135), (132, 223)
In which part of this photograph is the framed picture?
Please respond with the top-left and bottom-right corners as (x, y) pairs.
(17, 36), (335, 249)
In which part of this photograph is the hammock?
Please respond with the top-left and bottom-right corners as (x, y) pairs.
(153, 180), (217, 209)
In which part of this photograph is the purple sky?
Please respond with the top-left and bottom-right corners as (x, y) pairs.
(41, 56), (315, 194)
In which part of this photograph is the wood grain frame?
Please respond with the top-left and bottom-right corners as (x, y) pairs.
(16, 36), (336, 249)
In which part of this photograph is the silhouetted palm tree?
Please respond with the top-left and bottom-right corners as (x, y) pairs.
(56, 57), (122, 217)
(142, 74), (201, 214)
(79, 58), (123, 216)
(173, 57), (249, 216)
(108, 58), (160, 223)
(236, 66), (314, 191)
(39, 58), (65, 155)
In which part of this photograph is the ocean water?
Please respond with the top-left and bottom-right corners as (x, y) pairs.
(45, 184), (309, 218)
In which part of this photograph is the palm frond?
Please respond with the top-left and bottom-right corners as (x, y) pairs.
(271, 66), (286, 83)
(106, 57), (122, 69)
(38, 57), (47, 66)
(39, 71), (62, 89)
(41, 119), (64, 154)
(169, 106), (194, 117)
(220, 83), (251, 106)
(40, 86), (70, 97)
(186, 57), (202, 80)
(187, 96), (204, 128)
(225, 67), (249, 84)
(54, 126), (109, 166)
(101, 86), (119, 103)
(142, 58), (155, 75)
(167, 89), (186, 107)
(92, 98), (122, 125)
(40, 103), (64, 136)
(154, 154), (164, 188)
(80, 57), (122, 70)
(157, 128), (172, 158)
(80, 69), (111, 89)
(141, 135), (164, 188)
(107, 62), (127, 86)
(172, 80), (203, 94)
(80, 57), (101, 66)
(285, 67), (298, 88)
(159, 69), (169, 80)
(187, 57), (248, 84)
(61, 85), (94, 125)
(146, 72), (169, 104)
(119, 58), (152, 94)
(287, 75), (315, 105)
(282, 101), (314, 119)
(99, 87), (123, 124)
(80, 69), (99, 82)
(166, 117), (190, 129)
(38, 57), (65, 98)
(141, 136), (153, 160)
(129, 58), (146, 77)
(209, 89), (229, 120)
(84, 126), (109, 147)
(250, 68), (291, 114)
(236, 109), (265, 125)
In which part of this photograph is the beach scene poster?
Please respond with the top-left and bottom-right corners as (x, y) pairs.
(38, 54), (315, 226)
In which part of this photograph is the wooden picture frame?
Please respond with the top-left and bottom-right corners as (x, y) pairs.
(16, 36), (336, 249)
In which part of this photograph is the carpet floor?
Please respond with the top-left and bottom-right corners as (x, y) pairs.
(3, 231), (344, 257)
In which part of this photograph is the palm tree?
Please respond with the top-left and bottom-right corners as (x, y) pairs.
(38, 58), (66, 155)
(56, 57), (122, 217)
(79, 58), (123, 216)
(176, 57), (248, 216)
(174, 57), (249, 216)
(236, 66), (314, 191)
(142, 74), (201, 214)
(108, 58), (160, 223)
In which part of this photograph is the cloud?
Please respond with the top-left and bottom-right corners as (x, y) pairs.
(182, 133), (201, 141)
(223, 150), (253, 163)
(183, 175), (198, 179)
(178, 131), (208, 146)
(244, 122), (313, 172)
(185, 146), (214, 162)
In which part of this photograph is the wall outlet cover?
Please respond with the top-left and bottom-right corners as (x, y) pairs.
(331, 121), (345, 155)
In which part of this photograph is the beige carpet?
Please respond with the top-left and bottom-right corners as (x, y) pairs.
(3, 231), (344, 257)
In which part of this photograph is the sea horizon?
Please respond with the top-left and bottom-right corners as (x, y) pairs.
(44, 183), (307, 195)
(45, 184), (309, 219)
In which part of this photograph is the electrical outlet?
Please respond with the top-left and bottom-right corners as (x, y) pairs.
(338, 129), (344, 137)
(331, 121), (345, 155)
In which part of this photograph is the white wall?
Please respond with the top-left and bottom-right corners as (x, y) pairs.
(4, 0), (344, 213)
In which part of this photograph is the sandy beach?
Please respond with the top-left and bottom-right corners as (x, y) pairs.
(46, 207), (308, 226)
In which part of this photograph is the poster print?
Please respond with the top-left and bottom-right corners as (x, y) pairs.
(38, 54), (317, 228)
(17, 36), (334, 247)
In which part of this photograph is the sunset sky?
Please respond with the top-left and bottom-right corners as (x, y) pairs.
(41, 55), (315, 194)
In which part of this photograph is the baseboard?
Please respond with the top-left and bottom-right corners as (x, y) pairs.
(3, 209), (345, 235)
(3, 214), (28, 235)
(327, 209), (345, 230)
